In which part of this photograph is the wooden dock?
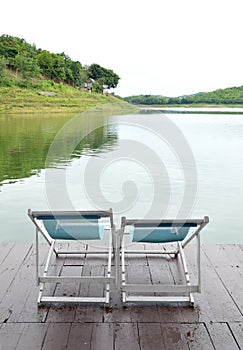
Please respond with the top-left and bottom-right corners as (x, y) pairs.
(0, 243), (242, 349)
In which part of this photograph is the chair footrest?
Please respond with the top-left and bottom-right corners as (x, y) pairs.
(39, 296), (108, 304)
(56, 250), (110, 255)
(39, 276), (114, 284)
(125, 296), (191, 303)
(121, 284), (199, 293)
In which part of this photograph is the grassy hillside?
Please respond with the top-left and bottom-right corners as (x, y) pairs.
(0, 84), (127, 113)
(0, 75), (136, 114)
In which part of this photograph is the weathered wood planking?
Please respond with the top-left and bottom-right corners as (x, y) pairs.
(205, 322), (240, 350)
(0, 243), (242, 350)
(0, 243), (32, 304)
(202, 244), (243, 314)
(184, 245), (242, 322)
(0, 242), (14, 265)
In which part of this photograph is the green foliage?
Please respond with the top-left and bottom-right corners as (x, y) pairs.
(0, 34), (120, 92)
(0, 57), (6, 81)
(180, 86), (243, 104)
(124, 95), (167, 105)
(89, 63), (120, 89)
(14, 53), (40, 86)
(92, 81), (103, 93)
(70, 61), (88, 86)
(125, 86), (243, 106)
(0, 114), (118, 186)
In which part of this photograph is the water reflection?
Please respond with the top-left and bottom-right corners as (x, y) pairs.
(0, 111), (118, 187)
(1, 109), (243, 244)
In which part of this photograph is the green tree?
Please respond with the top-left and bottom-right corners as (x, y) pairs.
(0, 35), (19, 67)
(14, 53), (40, 86)
(71, 61), (88, 86)
(51, 54), (66, 82)
(92, 81), (103, 93)
(37, 50), (54, 78)
(0, 57), (6, 82)
(0, 34), (121, 91)
(89, 63), (120, 89)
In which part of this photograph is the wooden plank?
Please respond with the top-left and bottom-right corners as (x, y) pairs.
(125, 242), (148, 266)
(0, 323), (48, 350)
(86, 240), (110, 266)
(183, 245), (242, 322)
(146, 243), (186, 322)
(74, 263), (106, 323)
(46, 265), (82, 322)
(42, 323), (71, 350)
(74, 305), (104, 323)
(0, 323), (24, 350)
(183, 323), (214, 350)
(221, 245), (243, 270)
(0, 243), (54, 323)
(17, 241), (58, 320)
(138, 323), (165, 349)
(0, 242), (242, 350)
(0, 243), (14, 264)
(17, 262), (63, 323)
(90, 323), (114, 350)
(203, 245), (243, 314)
(0, 243), (32, 303)
(66, 323), (92, 349)
(15, 323), (48, 350)
(124, 243), (160, 323)
(114, 323), (140, 350)
(62, 241), (86, 266)
(228, 322), (243, 349)
(205, 322), (239, 350)
(127, 263), (160, 322)
(104, 242), (147, 323)
(1, 243), (65, 323)
(161, 323), (190, 350)
(0, 259), (44, 323)
(103, 305), (133, 323)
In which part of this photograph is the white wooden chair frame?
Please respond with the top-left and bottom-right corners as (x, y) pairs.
(28, 209), (116, 305)
(117, 216), (209, 306)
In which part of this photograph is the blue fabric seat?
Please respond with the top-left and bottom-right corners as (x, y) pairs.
(41, 216), (104, 240)
(130, 226), (190, 243)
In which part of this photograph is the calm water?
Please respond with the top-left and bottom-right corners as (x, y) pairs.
(0, 108), (243, 243)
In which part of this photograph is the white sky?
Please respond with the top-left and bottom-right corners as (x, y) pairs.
(1, 0), (243, 97)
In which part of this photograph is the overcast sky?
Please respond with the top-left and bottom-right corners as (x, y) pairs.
(1, 0), (243, 97)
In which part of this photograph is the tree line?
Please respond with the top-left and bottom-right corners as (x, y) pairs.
(0, 34), (120, 91)
(124, 86), (243, 105)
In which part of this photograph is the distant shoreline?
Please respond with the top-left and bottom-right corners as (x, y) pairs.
(140, 106), (243, 115)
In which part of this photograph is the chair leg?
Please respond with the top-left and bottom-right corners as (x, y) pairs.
(105, 232), (113, 304)
(36, 227), (39, 286)
(178, 242), (195, 307)
(121, 238), (126, 303)
(173, 242), (180, 258)
(37, 240), (55, 305)
(189, 294), (195, 307)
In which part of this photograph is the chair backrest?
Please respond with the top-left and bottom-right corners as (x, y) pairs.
(122, 218), (202, 243)
(29, 210), (113, 241)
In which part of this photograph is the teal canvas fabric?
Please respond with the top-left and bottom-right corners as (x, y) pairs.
(42, 217), (104, 240)
(130, 226), (190, 243)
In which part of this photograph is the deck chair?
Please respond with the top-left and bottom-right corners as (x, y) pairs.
(28, 209), (115, 305)
(118, 216), (209, 306)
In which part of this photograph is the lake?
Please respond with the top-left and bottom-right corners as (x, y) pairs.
(0, 107), (243, 243)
